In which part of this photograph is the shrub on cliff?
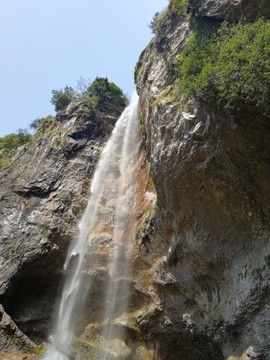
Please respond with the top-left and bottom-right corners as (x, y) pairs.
(51, 78), (127, 114)
(149, 0), (188, 34)
(149, 8), (172, 34)
(86, 77), (128, 107)
(179, 18), (270, 113)
(0, 129), (31, 169)
(29, 115), (54, 130)
(170, 0), (188, 16)
(51, 86), (78, 112)
(149, 12), (161, 34)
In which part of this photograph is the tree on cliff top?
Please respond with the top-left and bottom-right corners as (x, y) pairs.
(86, 77), (128, 107)
(51, 86), (78, 112)
(51, 78), (128, 113)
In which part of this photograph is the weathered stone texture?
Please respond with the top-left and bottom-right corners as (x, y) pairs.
(135, 1), (270, 359)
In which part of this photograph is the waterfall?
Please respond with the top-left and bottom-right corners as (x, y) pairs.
(42, 93), (140, 360)
(98, 93), (140, 359)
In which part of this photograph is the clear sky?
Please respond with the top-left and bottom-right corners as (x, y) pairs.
(0, 0), (168, 137)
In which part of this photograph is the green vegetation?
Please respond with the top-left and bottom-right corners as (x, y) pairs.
(29, 115), (54, 131)
(32, 344), (46, 355)
(170, 0), (189, 16)
(149, 0), (188, 34)
(148, 12), (160, 34)
(50, 77), (127, 113)
(146, 176), (156, 192)
(179, 18), (270, 112)
(0, 129), (31, 169)
(135, 40), (155, 84)
(0, 77), (127, 170)
(51, 85), (78, 112)
(31, 77), (127, 143)
(85, 77), (128, 107)
(135, 58), (144, 84)
(151, 85), (177, 107)
(30, 115), (56, 143)
(149, 9), (168, 34)
(24, 343), (46, 355)
(75, 336), (118, 359)
(38, 223), (51, 237)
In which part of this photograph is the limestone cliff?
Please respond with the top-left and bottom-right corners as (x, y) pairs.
(135, 0), (270, 359)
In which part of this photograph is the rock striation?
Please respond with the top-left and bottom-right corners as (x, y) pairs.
(135, 1), (270, 359)
(190, 0), (270, 21)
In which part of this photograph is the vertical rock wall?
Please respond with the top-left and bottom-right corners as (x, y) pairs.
(135, 1), (270, 359)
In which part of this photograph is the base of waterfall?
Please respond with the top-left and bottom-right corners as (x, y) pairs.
(41, 336), (154, 360)
(41, 304), (158, 360)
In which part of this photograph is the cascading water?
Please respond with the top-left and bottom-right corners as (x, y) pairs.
(98, 94), (140, 359)
(42, 93), (140, 360)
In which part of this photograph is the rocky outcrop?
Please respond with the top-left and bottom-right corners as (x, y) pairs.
(0, 97), (125, 347)
(189, 0), (270, 21)
(135, 1), (270, 359)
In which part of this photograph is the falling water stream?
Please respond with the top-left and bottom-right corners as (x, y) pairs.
(42, 93), (140, 360)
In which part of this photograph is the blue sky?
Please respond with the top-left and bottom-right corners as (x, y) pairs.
(0, 0), (168, 137)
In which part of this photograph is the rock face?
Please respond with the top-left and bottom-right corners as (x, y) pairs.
(0, 97), (124, 347)
(135, 1), (270, 359)
(190, 0), (270, 21)
(0, 305), (35, 352)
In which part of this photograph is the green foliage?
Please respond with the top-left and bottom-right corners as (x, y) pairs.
(178, 22), (213, 97)
(149, 0), (188, 35)
(75, 336), (117, 359)
(179, 18), (270, 112)
(29, 115), (54, 130)
(29, 118), (42, 130)
(146, 176), (156, 192)
(157, 8), (169, 29)
(32, 344), (46, 355)
(151, 85), (177, 107)
(170, 0), (189, 16)
(149, 8), (169, 34)
(86, 77), (128, 107)
(24, 343), (45, 355)
(135, 40), (155, 84)
(0, 129), (31, 169)
(51, 85), (78, 112)
(149, 12), (160, 34)
(51, 78), (127, 114)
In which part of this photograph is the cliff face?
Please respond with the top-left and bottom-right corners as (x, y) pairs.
(189, 0), (270, 21)
(135, 1), (270, 359)
(0, 97), (124, 349)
